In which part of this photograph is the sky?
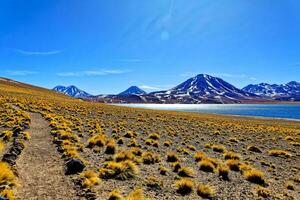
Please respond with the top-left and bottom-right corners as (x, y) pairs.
(0, 0), (300, 95)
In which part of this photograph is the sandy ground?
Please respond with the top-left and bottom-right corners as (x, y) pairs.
(14, 113), (78, 200)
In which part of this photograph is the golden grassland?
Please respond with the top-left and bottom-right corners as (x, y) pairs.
(0, 78), (299, 199)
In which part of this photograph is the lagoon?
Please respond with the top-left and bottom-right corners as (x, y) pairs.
(115, 104), (300, 120)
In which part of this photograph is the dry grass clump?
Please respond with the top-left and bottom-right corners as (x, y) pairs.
(224, 151), (240, 160)
(0, 189), (15, 200)
(105, 139), (117, 154)
(163, 140), (172, 147)
(197, 183), (215, 198)
(99, 160), (139, 180)
(0, 141), (4, 153)
(247, 145), (262, 153)
(187, 145), (196, 151)
(125, 188), (144, 200)
(175, 178), (194, 195)
(80, 170), (100, 188)
(127, 138), (138, 147)
(212, 144), (225, 153)
(19, 131), (31, 140)
(114, 150), (136, 162)
(256, 186), (271, 198)
(145, 139), (159, 147)
(117, 137), (124, 145)
(0, 161), (16, 186)
(166, 151), (179, 162)
(146, 176), (163, 189)
(285, 182), (294, 190)
(124, 131), (136, 138)
(148, 133), (160, 140)
(87, 134), (107, 148)
(142, 151), (160, 164)
(159, 166), (169, 175)
(229, 137), (239, 143)
(244, 168), (265, 185)
(0, 130), (13, 141)
(199, 158), (216, 173)
(172, 162), (182, 172)
(194, 152), (205, 162)
(178, 167), (194, 177)
(108, 189), (123, 200)
(268, 149), (292, 158)
(108, 188), (144, 200)
(225, 159), (240, 171)
(218, 164), (229, 180)
(131, 147), (142, 156)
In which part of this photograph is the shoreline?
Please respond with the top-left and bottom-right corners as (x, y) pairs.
(111, 103), (300, 122)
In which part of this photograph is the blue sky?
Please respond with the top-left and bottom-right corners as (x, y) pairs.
(0, 0), (300, 94)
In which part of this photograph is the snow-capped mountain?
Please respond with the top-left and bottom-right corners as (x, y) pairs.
(149, 74), (258, 103)
(118, 86), (147, 96)
(242, 81), (300, 98)
(53, 85), (93, 98)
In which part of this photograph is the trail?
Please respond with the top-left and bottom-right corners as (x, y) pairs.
(14, 112), (78, 200)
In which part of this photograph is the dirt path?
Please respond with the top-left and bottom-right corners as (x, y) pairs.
(14, 113), (78, 200)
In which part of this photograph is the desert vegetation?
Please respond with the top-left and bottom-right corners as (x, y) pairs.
(0, 79), (299, 199)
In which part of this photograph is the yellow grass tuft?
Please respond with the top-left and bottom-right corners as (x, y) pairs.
(285, 181), (294, 190)
(0, 162), (15, 186)
(99, 160), (139, 180)
(194, 152), (205, 162)
(105, 139), (117, 154)
(167, 151), (179, 162)
(268, 149), (292, 158)
(256, 186), (271, 198)
(212, 144), (225, 153)
(148, 133), (160, 140)
(0, 130), (13, 141)
(197, 183), (215, 198)
(0, 141), (5, 153)
(199, 158), (215, 172)
(224, 151), (240, 160)
(80, 170), (100, 188)
(225, 159), (240, 171)
(125, 188), (144, 200)
(178, 167), (194, 177)
(0, 189), (15, 200)
(108, 189), (123, 200)
(87, 134), (106, 148)
(142, 151), (160, 164)
(175, 178), (194, 195)
(159, 166), (169, 175)
(218, 164), (229, 180)
(244, 168), (265, 185)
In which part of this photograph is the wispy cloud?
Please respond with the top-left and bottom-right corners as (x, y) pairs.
(139, 85), (162, 90)
(5, 70), (38, 76)
(56, 69), (131, 77)
(139, 84), (175, 91)
(13, 49), (62, 56)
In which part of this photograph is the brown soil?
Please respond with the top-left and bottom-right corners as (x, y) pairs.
(14, 113), (78, 200)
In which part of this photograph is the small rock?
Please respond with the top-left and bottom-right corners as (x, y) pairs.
(65, 158), (85, 175)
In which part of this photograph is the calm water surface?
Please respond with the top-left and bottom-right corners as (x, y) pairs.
(115, 104), (300, 120)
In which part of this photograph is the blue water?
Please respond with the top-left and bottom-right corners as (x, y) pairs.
(115, 104), (300, 120)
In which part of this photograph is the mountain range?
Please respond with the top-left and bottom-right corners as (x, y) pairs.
(52, 74), (300, 103)
(53, 85), (93, 98)
(242, 81), (300, 101)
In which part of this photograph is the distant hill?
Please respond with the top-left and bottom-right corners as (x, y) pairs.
(118, 86), (147, 96)
(53, 85), (93, 98)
